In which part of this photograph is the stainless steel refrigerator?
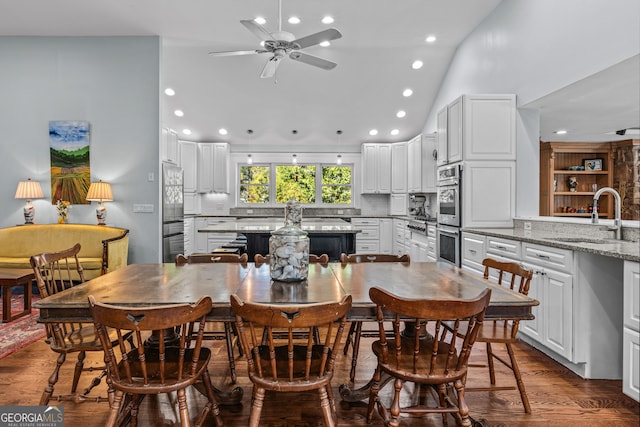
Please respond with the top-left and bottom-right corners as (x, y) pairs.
(162, 162), (184, 262)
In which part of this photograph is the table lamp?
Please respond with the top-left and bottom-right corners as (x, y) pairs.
(15, 178), (44, 224)
(86, 180), (113, 225)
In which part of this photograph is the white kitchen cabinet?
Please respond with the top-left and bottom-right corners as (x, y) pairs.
(362, 143), (391, 194)
(161, 128), (179, 164)
(436, 107), (447, 167)
(183, 217), (194, 256)
(183, 192), (201, 215)
(623, 261), (640, 401)
(461, 232), (486, 275)
(379, 219), (393, 254)
(426, 224), (437, 261)
(407, 134), (437, 194)
(179, 141), (198, 193)
(193, 217), (237, 253)
(352, 218), (392, 254)
(393, 219), (409, 256)
(409, 232), (429, 262)
(391, 142), (407, 193)
(462, 161), (515, 228)
(197, 143), (213, 193)
(520, 243), (574, 361)
(197, 142), (229, 194)
(447, 96), (463, 164)
(389, 194), (407, 216)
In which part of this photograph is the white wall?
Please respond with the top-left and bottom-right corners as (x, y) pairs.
(422, 0), (640, 217)
(0, 36), (161, 263)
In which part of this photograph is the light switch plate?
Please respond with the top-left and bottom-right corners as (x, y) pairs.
(133, 204), (154, 213)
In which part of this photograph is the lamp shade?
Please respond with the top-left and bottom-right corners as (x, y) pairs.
(86, 180), (113, 202)
(15, 178), (44, 200)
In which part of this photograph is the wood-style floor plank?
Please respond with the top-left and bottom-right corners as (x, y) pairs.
(0, 334), (638, 426)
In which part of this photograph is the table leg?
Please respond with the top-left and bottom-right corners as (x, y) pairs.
(2, 285), (10, 323)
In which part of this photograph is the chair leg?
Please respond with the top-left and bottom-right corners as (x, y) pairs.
(388, 378), (403, 427)
(506, 342), (531, 414)
(454, 379), (472, 427)
(40, 352), (66, 405)
(343, 322), (357, 355)
(349, 321), (363, 382)
(319, 386), (336, 427)
(196, 370), (224, 427)
(72, 350), (86, 392)
(366, 366), (381, 423)
(176, 388), (191, 427)
(249, 387), (266, 427)
(223, 321), (238, 383)
(105, 390), (125, 427)
(486, 342), (496, 385)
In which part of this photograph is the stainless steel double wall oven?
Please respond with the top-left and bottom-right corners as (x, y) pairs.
(436, 164), (462, 266)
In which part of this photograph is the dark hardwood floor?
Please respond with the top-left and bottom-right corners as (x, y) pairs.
(1, 332), (638, 426)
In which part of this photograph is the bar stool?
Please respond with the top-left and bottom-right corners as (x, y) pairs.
(212, 247), (241, 256)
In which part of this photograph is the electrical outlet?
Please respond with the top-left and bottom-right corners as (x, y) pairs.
(337, 210), (344, 214)
(147, 172), (154, 182)
(524, 222), (532, 230)
(247, 209), (253, 214)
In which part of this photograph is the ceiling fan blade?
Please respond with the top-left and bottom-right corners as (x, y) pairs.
(260, 56), (282, 78)
(208, 49), (267, 57)
(292, 28), (342, 49)
(240, 19), (274, 42)
(289, 51), (337, 70)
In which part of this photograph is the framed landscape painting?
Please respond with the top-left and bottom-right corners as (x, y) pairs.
(49, 121), (91, 204)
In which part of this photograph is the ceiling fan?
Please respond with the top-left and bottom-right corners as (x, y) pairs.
(208, 0), (342, 79)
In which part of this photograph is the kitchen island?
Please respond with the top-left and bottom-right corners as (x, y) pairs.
(198, 218), (362, 261)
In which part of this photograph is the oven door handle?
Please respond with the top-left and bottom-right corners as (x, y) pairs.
(438, 228), (459, 236)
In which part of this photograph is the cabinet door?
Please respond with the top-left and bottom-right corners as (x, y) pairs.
(461, 232), (486, 275)
(390, 194), (407, 216)
(162, 128), (179, 163)
(391, 142), (407, 193)
(624, 261), (640, 331)
(436, 107), (448, 166)
(379, 219), (393, 254)
(447, 97), (463, 164)
(421, 134), (437, 192)
(463, 94), (516, 161)
(520, 266), (544, 342)
(194, 218), (208, 253)
(179, 141), (198, 193)
(212, 143), (229, 193)
(623, 327), (640, 401)
(183, 217), (194, 256)
(543, 268), (573, 360)
(361, 144), (378, 193)
(197, 143), (213, 193)
(377, 144), (392, 193)
(462, 162), (515, 228)
(407, 135), (421, 192)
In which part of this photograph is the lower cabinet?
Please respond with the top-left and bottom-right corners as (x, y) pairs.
(194, 217), (237, 253)
(461, 232), (486, 275)
(409, 232), (429, 262)
(623, 261), (640, 401)
(183, 217), (194, 256)
(352, 218), (392, 254)
(393, 219), (409, 256)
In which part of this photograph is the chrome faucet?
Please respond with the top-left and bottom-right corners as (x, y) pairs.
(591, 187), (622, 240)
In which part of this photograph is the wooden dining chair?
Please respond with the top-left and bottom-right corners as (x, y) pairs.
(366, 286), (491, 427)
(175, 252), (245, 383)
(230, 294), (352, 427)
(455, 257), (534, 413)
(30, 243), (112, 405)
(89, 295), (224, 427)
(340, 252), (411, 382)
(254, 253), (329, 266)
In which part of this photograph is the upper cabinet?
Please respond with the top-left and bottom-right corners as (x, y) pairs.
(391, 142), (407, 193)
(436, 94), (516, 165)
(179, 141), (198, 193)
(161, 128), (179, 164)
(362, 143), (391, 194)
(407, 134), (437, 193)
(197, 142), (230, 194)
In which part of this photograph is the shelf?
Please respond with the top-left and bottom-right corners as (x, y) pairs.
(554, 192), (599, 196)
(554, 170), (608, 175)
(553, 212), (609, 218)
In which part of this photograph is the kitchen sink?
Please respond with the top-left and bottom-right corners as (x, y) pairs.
(544, 237), (610, 244)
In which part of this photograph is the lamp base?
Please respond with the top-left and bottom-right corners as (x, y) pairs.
(23, 205), (34, 224)
(96, 206), (107, 225)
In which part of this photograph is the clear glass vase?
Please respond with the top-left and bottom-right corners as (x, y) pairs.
(269, 224), (309, 282)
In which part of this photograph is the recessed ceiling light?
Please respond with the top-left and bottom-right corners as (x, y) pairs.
(402, 88), (413, 97)
(288, 16), (301, 24)
(260, 41), (265, 47)
(182, 129), (192, 135)
(174, 109), (184, 117)
(319, 41), (331, 47)
(164, 88), (175, 96)
(218, 128), (228, 135)
(425, 35), (437, 43)
(254, 17), (266, 25)
(369, 129), (378, 136)
(321, 16), (334, 24)
(390, 129), (400, 136)
(396, 110), (406, 118)
(412, 60), (423, 70)
(554, 130), (568, 135)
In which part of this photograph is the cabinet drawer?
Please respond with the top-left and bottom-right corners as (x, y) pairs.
(358, 226), (380, 240)
(462, 233), (486, 264)
(486, 237), (521, 260)
(522, 243), (573, 272)
(356, 242), (379, 253)
(351, 218), (380, 227)
(427, 225), (437, 238)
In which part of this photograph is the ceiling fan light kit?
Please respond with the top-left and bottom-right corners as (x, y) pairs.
(209, 0), (342, 79)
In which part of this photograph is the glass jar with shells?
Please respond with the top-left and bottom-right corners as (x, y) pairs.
(269, 199), (309, 281)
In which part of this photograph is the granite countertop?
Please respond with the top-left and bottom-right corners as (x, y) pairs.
(199, 218), (362, 234)
(463, 227), (639, 262)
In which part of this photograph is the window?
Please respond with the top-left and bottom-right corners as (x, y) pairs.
(239, 162), (352, 206)
(239, 165), (270, 204)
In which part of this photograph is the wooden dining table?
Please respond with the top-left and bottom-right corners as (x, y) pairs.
(33, 261), (538, 404)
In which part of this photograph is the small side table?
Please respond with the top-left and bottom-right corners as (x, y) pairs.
(0, 268), (35, 323)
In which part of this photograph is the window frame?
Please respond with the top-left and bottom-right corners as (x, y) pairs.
(238, 162), (353, 207)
